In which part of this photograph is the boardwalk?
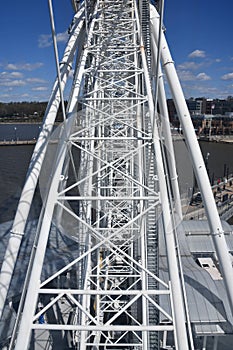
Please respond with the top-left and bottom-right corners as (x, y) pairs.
(184, 177), (233, 220)
(0, 140), (36, 146)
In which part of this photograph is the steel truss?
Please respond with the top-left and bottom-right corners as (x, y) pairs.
(1, 0), (233, 350)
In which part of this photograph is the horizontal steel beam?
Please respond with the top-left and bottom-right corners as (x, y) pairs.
(83, 97), (147, 101)
(57, 196), (159, 200)
(69, 137), (152, 140)
(39, 289), (170, 295)
(31, 325), (174, 331)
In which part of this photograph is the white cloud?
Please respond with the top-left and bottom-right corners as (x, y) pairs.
(9, 71), (24, 78)
(26, 78), (47, 83)
(178, 61), (204, 70)
(0, 93), (11, 98)
(221, 73), (233, 80)
(177, 70), (195, 81)
(38, 34), (52, 48)
(178, 68), (212, 82)
(38, 31), (68, 48)
(0, 80), (26, 87)
(6, 62), (43, 71)
(188, 50), (206, 58)
(57, 32), (69, 43)
(180, 83), (219, 98)
(0, 71), (24, 86)
(196, 72), (211, 81)
(1, 71), (23, 78)
(0, 70), (48, 89)
(32, 87), (48, 91)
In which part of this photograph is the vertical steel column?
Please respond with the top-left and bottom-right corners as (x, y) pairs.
(14, 117), (75, 350)
(151, 35), (182, 220)
(136, 3), (189, 349)
(202, 335), (207, 350)
(13, 12), (95, 345)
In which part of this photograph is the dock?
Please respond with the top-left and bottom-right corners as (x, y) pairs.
(0, 140), (37, 145)
(184, 178), (233, 221)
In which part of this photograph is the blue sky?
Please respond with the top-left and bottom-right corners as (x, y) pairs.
(0, 0), (232, 102)
(0, 0), (73, 102)
(164, 0), (233, 99)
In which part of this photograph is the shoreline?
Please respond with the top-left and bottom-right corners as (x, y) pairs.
(199, 135), (233, 144)
(173, 134), (233, 143)
(170, 134), (233, 144)
(1, 136), (233, 146)
(0, 140), (36, 145)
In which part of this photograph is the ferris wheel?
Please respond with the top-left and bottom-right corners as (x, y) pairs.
(0, 1), (233, 349)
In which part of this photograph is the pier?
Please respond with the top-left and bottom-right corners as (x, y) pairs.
(0, 140), (36, 145)
(185, 177), (233, 221)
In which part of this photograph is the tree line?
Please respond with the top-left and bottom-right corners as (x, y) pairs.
(0, 102), (66, 122)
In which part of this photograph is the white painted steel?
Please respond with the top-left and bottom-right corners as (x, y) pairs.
(13, 116), (76, 350)
(13, 4), (98, 347)
(0, 6), (85, 320)
(151, 27), (195, 350)
(5, 0), (227, 349)
(38, 289), (170, 295)
(137, 7), (189, 348)
(150, 4), (233, 314)
(12, 1), (181, 349)
(1, 1), (231, 349)
(151, 34), (182, 220)
(30, 324), (174, 331)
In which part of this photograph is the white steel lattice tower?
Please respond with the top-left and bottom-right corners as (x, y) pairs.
(1, 0), (233, 349)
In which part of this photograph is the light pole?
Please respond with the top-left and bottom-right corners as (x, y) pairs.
(205, 152), (210, 179)
(14, 127), (17, 141)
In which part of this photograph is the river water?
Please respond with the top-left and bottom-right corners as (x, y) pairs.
(0, 123), (42, 141)
(0, 124), (232, 223)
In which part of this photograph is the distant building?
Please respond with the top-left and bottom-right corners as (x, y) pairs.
(166, 97), (233, 135)
(167, 97), (233, 119)
(186, 98), (203, 115)
(225, 112), (233, 118)
(200, 97), (233, 115)
(166, 99), (176, 119)
(189, 114), (233, 136)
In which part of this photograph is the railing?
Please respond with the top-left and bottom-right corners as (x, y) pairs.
(184, 199), (233, 221)
(183, 176), (233, 221)
(0, 140), (37, 145)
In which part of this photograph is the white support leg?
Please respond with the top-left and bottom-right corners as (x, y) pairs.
(136, 4), (189, 349)
(202, 335), (207, 350)
(213, 336), (218, 350)
(0, 8), (85, 320)
(150, 4), (233, 314)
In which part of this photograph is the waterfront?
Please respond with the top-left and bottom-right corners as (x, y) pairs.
(0, 124), (232, 224)
(0, 145), (37, 223)
(199, 141), (233, 180)
(0, 123), (42, 141)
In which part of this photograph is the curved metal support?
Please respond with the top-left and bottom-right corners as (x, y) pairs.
(13, 10), (98, 348)
(0, 7), (85, 320)
(14, 117), (75, 350)
(136, 4), (189, 349)
(150, 4), (233, 313)
(151, 34), (182, 220)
